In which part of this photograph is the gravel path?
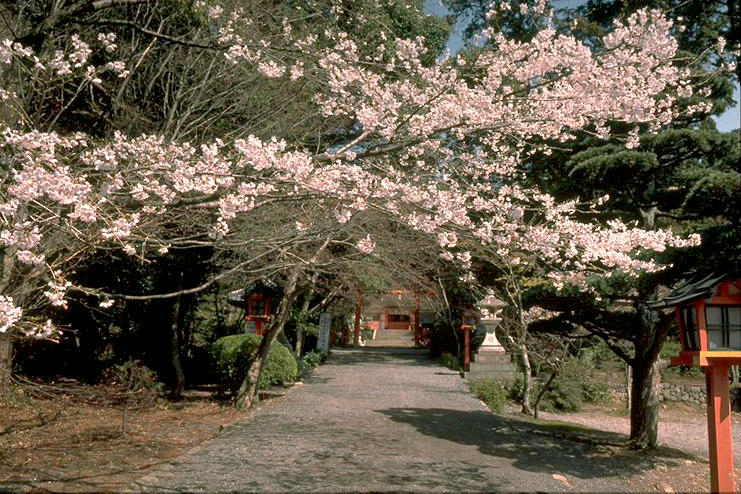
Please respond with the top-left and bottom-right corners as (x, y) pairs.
(128, 348), (729, 493)
(539, 403), (741, 465)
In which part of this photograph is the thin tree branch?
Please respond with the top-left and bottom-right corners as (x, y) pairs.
(69, 246), (281, 301)
(75, 19), (222, 50)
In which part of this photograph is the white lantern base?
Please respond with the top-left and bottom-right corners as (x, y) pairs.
(478, 318), (504, 352)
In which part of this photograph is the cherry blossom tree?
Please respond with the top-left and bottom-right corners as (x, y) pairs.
(441, 0), (738, 449)
(0, 0), (702, 406)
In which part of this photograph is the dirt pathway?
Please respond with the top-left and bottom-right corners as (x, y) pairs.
(128, 348), (710, 493)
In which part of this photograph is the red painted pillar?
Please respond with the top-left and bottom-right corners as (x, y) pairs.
(353, 291), (363, 346)
(706, 363), (736, 494)
(414, 293), (421, 346)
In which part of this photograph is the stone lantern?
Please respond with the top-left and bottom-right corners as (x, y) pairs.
(650, 273), (740, 494)
(476, 291), (507, 352)
(465, 291), (514, 383)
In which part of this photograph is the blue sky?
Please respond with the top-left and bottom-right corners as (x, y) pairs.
(423, 0), (740, 132)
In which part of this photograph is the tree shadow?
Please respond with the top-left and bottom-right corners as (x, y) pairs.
(328, 347), (437, 367)
(376, 407), (700, 481)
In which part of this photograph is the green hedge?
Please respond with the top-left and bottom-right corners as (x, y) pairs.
(211, 334), (298, 392)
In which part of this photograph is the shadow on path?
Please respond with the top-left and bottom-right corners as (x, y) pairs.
(327, 347), (437, 367)
(377, 407), (698, 481)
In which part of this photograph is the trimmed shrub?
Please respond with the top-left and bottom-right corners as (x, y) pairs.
(300, 349), (327, 370)
(439, 352), (460, 370)
(470, 380), (508, 413)
(211, 334), (298, 392)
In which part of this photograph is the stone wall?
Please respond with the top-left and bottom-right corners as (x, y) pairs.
(660, 383), (741, 411)
(660, 383), (706, 405)
(601, 379), (741, 410)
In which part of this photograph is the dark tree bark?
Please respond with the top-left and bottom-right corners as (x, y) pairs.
(533, 371), (558, 420)
(294, 273), (317, 358)
(627, 301), (671, 449)
(629, 356), (664, 449)
(519, 340), (533, 415)
(0, 333), (13, 398)
(0, 248), (17, 400)
(169, 274), (185, 399)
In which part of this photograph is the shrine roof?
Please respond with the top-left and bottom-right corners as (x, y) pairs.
(227, 279), (280, 308)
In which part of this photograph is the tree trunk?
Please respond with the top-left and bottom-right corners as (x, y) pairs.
(533, 371), (557, 420)
(235, 269), (300, 410)
(519, 341), (533, 415)
(169, 275), (185, 399)
(0, 333), (12, 399)
(625, 362), (632, 409)
(295, 326), (306, 358)
(628, 298), (669, 449)
(294, 274), (317, 358)
(1, 245), (17, 399)
(629, 357), (663, 449)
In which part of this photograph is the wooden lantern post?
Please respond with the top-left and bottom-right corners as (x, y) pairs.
(226, 283), (277, 336)
(245, 290), (273, 335)
(354, 290), (363, 346)
(460, 309), (477, 372)
(414, 292), (421, 347)
(651, 274), (740, 494)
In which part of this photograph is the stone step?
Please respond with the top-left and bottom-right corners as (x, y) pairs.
(365, 330), (415, 348)
(468, 363), (515, 372)
(471, 351), (512, 364)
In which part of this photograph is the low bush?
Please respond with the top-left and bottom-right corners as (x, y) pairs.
(103, 359), (164, 405)
(300, 349), (328, 370)
(509, 375), (536, 403)
(439, 352), (460, 370)
(511, 374), (582, 412)
(546, 378), (582, 412)
(470, 380), (508, 413)
(665, 364), (704, 379)
(102, 359), (164, 437)
(211, 334), (298, 392)
(426, 321), (460, 357)
(581, 380), (611, 403)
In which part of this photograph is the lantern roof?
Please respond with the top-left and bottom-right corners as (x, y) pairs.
(648, 272), (731, 309)
(476, 292), (506, 310)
